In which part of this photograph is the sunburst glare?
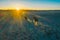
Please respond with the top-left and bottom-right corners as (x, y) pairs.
(16, 7), (20, 11)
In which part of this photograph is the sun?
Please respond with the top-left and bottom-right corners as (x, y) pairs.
(16, 8), (20, 10)
(12, 8), (25, 25)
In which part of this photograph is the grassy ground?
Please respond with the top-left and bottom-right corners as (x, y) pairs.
(0, 10), (60, 40)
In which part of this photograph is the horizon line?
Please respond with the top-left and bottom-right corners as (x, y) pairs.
(0, 9), (60, 10)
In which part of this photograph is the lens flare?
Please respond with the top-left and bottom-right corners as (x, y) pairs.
(11, 10), (26, 27)
(16, 8), (20, 11)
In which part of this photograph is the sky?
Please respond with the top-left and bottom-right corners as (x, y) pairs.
(0, 0), (60, 10)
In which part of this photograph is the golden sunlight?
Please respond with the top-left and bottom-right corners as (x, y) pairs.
(16, 8), (20, 11)
(11, 10), (27, 26)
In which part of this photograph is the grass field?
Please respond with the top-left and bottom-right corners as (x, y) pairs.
(0, 10), (60, 40)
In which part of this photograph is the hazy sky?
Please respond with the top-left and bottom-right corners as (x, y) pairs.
(0, 0), (60, 10)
